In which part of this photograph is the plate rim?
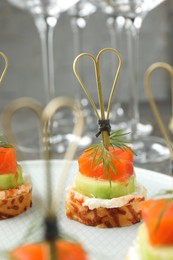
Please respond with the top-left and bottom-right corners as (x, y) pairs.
(19, 159), (172, 180)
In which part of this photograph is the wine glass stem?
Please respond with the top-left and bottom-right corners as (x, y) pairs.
(107, 16), (125, 113)
(71, 17), (86, 103)
(32, 15), (58, 208)
(126, 19), (141, 140)
(34, 15), (58, 103)
(71, 17), (84, 58)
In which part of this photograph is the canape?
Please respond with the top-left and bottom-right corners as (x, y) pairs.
(9, 239), (87, 260)
(127, 198), (173, 259)
(65, 133), (147, 228)
(66, 48), (147, 228)
(0, 141), (32, 219)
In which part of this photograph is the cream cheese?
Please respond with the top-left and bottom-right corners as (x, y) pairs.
(82, 183), (147, 209)
(67, 183), (147, 210)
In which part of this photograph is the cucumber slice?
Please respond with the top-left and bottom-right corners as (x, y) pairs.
(75, 172), (135, 199)
(0, 166), (24, 190)
(138, 224), (173, 260)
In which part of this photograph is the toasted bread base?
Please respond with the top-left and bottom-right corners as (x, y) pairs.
(0, 183), (32, 220)
(66, 186), (146, 228)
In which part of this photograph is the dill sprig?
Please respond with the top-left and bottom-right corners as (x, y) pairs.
(154, 189), (173, 197)
(109, 130), (132, 149)
(0, 134), (13, 148)
(86, 129), (132, 185)
(0, 141), (13, 148)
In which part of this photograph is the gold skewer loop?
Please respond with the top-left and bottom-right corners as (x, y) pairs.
(41, 96), (84, 215)
(144, 62), (173, 160)
(96, 48), (122, 120)
(73, 48), (122, 149)
(0, 52), (8, 85)
(2, 97), (44, 160)
(73, 53), (100, 119)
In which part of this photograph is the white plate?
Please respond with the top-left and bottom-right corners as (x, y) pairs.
(0, 160), (172, 260)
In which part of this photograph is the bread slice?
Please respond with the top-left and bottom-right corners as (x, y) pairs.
(0, 183), (32, 220)
(66, 185), (146, 228)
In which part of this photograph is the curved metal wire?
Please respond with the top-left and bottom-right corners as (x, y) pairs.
(0, 52), (8, 85)
(73, 47), (122, 149)
(41, 96), (84, 215)
(144, 62), (173, 160)
(2, 97), (44, 160)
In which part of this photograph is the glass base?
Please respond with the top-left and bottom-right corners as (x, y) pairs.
(50, 109), (93, 154)
(9, 108), (93, 158)
(135, 122), (153, 137)
(133, 136), (171, 175)
(110, 103), (153, 137)
(50, 133), (92, 154)
(15, 131), (92, 158)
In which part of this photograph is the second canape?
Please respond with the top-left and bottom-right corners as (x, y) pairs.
(0, 141), (32, 219)
(127, 198), (173, 259)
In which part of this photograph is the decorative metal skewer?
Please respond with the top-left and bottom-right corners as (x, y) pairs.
(2, 97), (44, 160)
(73, 48), (122, 150)
(144, 62), (173, 178)
(0, 51), (8, 85)
(41, 96), (84, 259)
(42, 96), (84, 214)
(0, 52), (85, 258)
(2, 96), (84, 259)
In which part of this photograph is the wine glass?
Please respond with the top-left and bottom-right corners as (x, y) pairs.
(91, 0), (164, 138)
(6, 0), (80, 153)
(106, 15), (130, 131)
(89, 0), (170, 171)
(68, 0), (98, 141)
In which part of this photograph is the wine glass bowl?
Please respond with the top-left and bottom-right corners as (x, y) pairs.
(93, 0), (165, 18)
(68, 0), (98, 146)
(8, 0), (80, 16)
(6, 0), (82, 154)
(88, 0), (170, 172)
(92, 0), (166, 138)
(69, 0), (97, 18)
(7, 0), (80, 102)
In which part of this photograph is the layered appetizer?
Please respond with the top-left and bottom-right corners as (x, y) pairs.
(9, 239), (87, 260)
(66, 131), (147, 228)
(66, 48), (147, 228)
(0, 141), (32, 219)
(127, 198), (173, 259)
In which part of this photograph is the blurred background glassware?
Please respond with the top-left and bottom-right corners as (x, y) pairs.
(106, 15), (130, 132)
(89, 0), (170, 168)
(91, 0), (165, 138)
(68, 0), (97, 146)
(7, 0), (79, 102)
(6, 0), (80, 154)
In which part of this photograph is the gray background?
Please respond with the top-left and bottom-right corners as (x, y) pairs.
(0, 0), (172, 108)
(0, 0), (173, 168)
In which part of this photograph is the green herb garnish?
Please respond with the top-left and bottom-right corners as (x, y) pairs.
(0, 133), (13, 148)
(0, 141), (13, 148)
(85, 129), (133, 185)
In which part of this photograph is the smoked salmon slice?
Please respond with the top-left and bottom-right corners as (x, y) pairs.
(10, 240), (87, 260)
(141, 199), (173, 246)
(0, 146), (17, 174)
(78, 147), (134, 182)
